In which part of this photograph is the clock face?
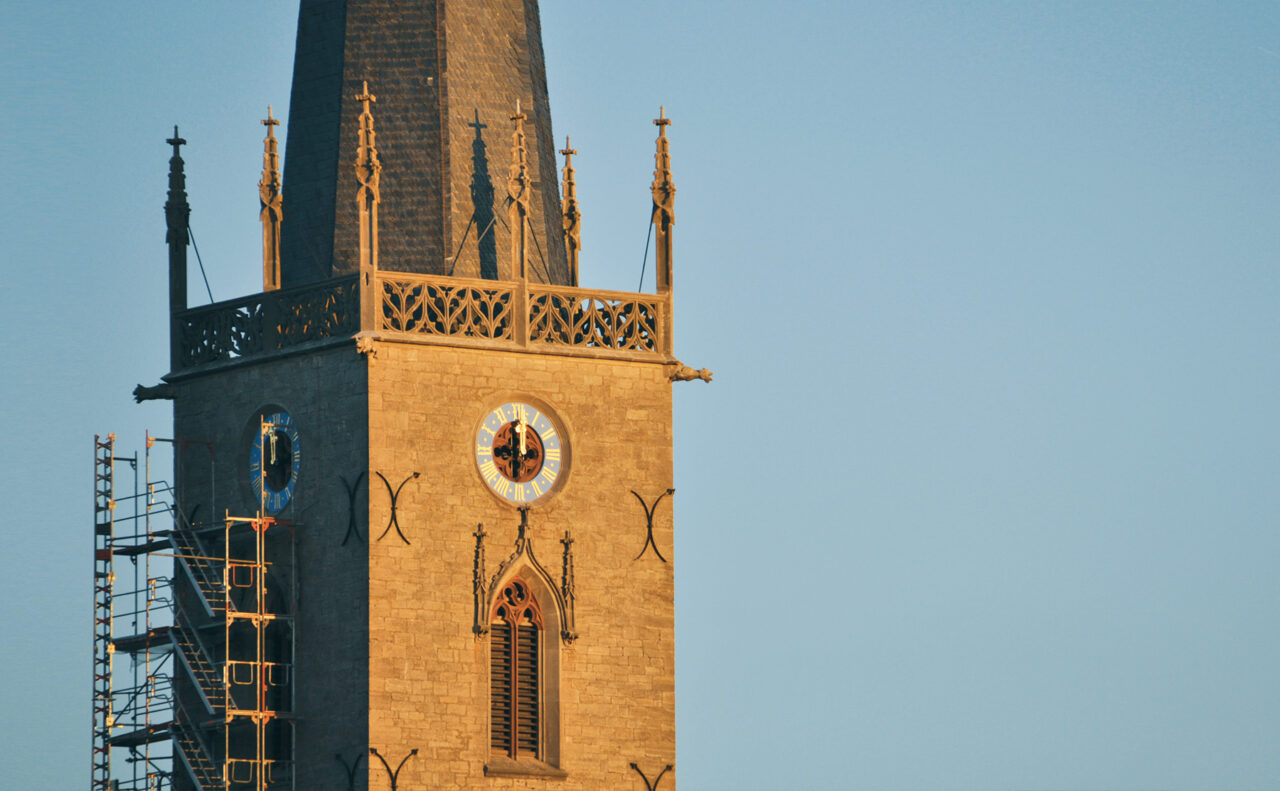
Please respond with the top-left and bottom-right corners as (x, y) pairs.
(475, 401), (565, 505)
(248, 410), (300, 514)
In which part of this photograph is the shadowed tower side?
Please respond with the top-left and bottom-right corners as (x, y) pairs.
(280, 0), (570, 286)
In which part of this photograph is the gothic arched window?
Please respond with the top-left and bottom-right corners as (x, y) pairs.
(490, 578), (542, 760)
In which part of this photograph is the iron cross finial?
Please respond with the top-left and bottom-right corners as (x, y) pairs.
(166, 125), (186, 156)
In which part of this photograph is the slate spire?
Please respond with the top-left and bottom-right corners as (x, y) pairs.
(280, 0), (570, 286)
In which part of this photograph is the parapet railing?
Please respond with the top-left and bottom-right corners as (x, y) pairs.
(377, 271), (668, 356)
(176, 275), (360, 369)
(173, 271), (669, 372)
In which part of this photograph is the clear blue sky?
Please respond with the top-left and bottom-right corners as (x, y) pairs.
(3, 2), (1279, 789)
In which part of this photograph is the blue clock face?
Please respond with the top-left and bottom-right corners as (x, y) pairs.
(475, 401), (565, 505)
(248, 411), (300, 514)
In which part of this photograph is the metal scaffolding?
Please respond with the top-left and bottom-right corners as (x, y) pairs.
(223, 513), (295, 790)
(92, 433), (176, 791)
(91, 434), (117, 790)
(91, 431), (295, 791)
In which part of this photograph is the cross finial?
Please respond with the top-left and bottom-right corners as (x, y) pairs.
(356, 80), (376, 108)
(560, 135), (577, 159)
(166, 125), (186, 157)
(511, 98), (526, 123)
(262, 105), (279, 130)
(654, 105), (672, 131)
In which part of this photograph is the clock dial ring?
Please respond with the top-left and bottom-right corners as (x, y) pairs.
(248, 410), (301, 514)
(475, 401), (566, 505)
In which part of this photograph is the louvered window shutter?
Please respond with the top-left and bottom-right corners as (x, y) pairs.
(490, 621), (513, 754)
(490, 580), (543, 761)
(516, 623), (539, 757)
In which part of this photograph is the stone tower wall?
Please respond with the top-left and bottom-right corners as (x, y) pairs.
(171, 339), (677, 789)
(366, 341), (676, 789)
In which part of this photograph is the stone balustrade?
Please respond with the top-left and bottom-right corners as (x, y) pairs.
(174, 272), (669, 373)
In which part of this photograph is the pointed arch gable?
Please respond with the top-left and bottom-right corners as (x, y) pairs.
(474, 513), (576, 774)
(485, 531), (573, 643)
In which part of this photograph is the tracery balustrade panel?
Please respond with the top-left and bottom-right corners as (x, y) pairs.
(177, 276), (359, 369)
(379, 273), (514, 341)
(276, 276), (359, 346)
(528, 286), (661, 353)
(179, 298), (265, 367)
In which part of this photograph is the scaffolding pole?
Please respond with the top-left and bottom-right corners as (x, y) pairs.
(92, 434), (116, 791)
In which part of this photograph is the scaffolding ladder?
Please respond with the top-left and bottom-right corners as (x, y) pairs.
(91, 434), (116, 791)
(93, 433), (178, 791)
(224, 513), (295, 790)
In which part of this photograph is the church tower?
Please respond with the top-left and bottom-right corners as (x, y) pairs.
(122, 2), (704, 790)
